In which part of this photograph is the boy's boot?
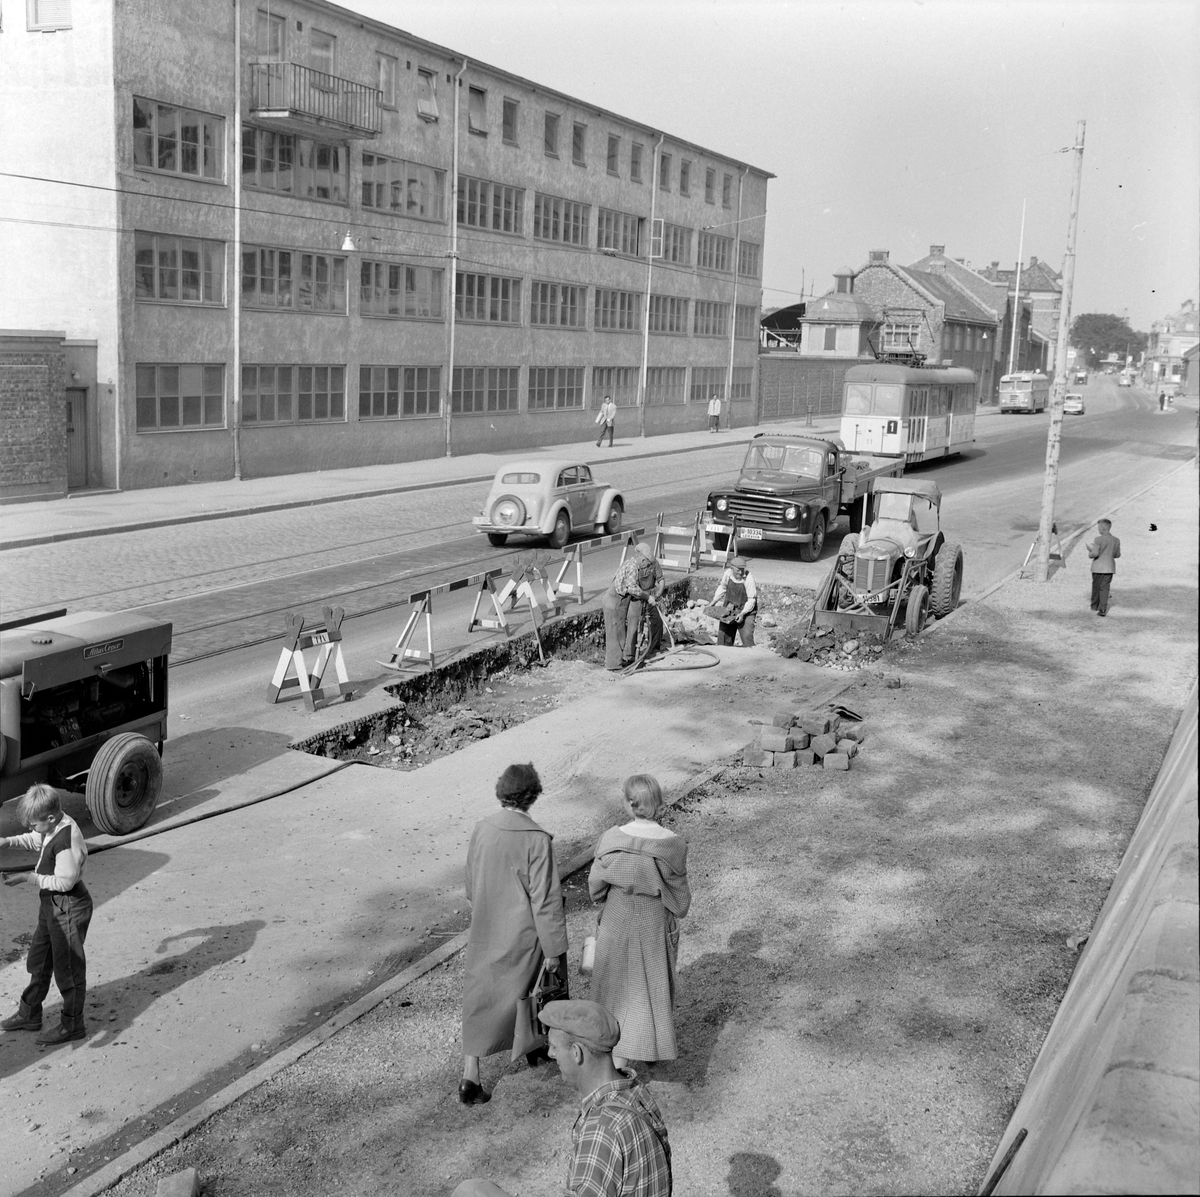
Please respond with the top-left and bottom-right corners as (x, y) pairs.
(36, 1017), (86, 1046)
(1, 1003), (42, 1032)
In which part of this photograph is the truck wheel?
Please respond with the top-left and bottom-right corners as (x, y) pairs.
(905, 584), (930, 636)
(85, 733), (162, 835)
(604, 501), (624, 536)
(548, 510), (571, 550)
(930, 542), (964, 618)
(487, 532), (509, 547)
(800, 512), (826, 562)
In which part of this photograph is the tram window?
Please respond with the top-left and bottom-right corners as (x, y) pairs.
(845, 384), (871, 415)
(873, 385), (901, 416)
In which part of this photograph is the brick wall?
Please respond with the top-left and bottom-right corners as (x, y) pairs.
(852, 266), (942, 360)
(759, 355), (863, 419)
(0, 339), (68, 502)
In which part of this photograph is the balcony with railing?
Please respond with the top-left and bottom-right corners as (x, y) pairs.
(248, 62), (382, 138)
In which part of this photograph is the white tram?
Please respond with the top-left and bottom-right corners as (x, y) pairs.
(839, 363), (977, 463)
(998, 371), (1049, 413)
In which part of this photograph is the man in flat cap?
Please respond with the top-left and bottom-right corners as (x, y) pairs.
(711, 555), (757, 646)
(453, 999), (672, 1197)
(602, 542), (665, 670)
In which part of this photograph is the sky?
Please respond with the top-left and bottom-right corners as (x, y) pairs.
(343, 0), (1199, 334)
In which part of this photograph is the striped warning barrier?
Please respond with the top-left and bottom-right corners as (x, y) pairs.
(379, 568), (504, 672)
(267, 606), (352, 710)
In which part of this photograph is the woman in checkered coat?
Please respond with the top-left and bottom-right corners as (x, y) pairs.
(588, 774), (690, 1066)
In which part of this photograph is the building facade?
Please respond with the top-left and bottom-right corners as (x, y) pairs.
(977, 256), (1061, 371)
(1, 0), (771, 493)
(1145, 300), (1198, 395)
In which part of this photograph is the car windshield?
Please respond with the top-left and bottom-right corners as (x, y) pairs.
(743, 443), (823, 479)
(501, 471), (540, 485)
(875, 492), (913, 522)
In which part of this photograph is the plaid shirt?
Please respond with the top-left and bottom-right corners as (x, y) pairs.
(612, 557), (663, 599)
(567, 1072), (672, 1196)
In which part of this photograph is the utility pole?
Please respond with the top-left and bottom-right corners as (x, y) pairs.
(1034, 119), (1086, 582)
(1006, 199), (1026, 376)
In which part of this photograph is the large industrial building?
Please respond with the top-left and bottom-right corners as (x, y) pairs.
(0, 0), (771, 497)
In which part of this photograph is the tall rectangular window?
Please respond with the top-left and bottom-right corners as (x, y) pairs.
(823, 326), (838, 351)
(730, 366), (754, 401)
(240, 364), (345, 424)
(533, 193), (590, 246)
(359, 365), (400, 418)
(658, 152), (671, 191)
(456, 273), (521, 324)
(607, 135), (620, 176)
(255, 9), (284, 57)
(457, 176), (524, 234)
(737, 241), (761, 278)
(597, 208), (642, 256)
(361, 153), (446, 220)
(502, 97), (518, 144)
(722, 172), (733, 208)
(689, 367), (725, 404)
(592, 366), (639, 407)
(572, 122), (586, 165)
(595, 289), (640, 332)
(544, 112), (560, 156)
(531, 281), (585, 328)
(377, 54), (398, 107)
(417, 69), (438, 121)
(310, 29), (336, 74)
(134, 99), (224, 180)
(528, 367), (584, 410)
(630, 142), (643, 183)
(697, 232), (732, 272)
(648, 295), (688, 335)
(693, 301), (729, 337)
(646, 366), (686, 405)
(705, 167), (716, 204)
(360, 261), (444, 319)
(469, 87), (487, 134)
(679, 159), (691, 196)
(135, 233), (225, 305)
(660, 222), (692, 265)
(136, 364), (225, 430)
(403, 366), (441, 416)
(735, 304), (758, 340)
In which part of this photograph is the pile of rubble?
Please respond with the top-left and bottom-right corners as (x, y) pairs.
(742, 709), (866, 771)
(768, 625), (888, 669)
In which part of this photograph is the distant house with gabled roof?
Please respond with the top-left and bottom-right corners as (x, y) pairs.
(977, 256), (1062, 369)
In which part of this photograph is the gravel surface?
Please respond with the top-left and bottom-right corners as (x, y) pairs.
(86, 468), (1200, 1197)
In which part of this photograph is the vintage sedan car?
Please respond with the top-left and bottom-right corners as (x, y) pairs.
(473, 459), (624, 548)
(1063, 393), (1086, 415)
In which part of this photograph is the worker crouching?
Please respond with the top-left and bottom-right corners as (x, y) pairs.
(602, 543), (665, 670)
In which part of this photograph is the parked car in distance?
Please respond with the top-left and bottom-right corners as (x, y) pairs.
(1073, 370), (1088, 384)
(1063, 393), (1086, 415)
(1118, 373), (1132, 387)
(473, 459), (624, 549)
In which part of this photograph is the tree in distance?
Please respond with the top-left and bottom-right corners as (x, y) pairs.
(1070, 313), (1147, 368)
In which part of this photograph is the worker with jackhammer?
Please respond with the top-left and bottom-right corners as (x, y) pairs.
(602, 542), (664, 670)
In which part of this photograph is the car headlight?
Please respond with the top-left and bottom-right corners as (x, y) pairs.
(784, 505), (798, 521)
(904, 546), (915, 558)
(716, 498), (727, 513)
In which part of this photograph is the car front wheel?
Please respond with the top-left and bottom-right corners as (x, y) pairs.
(604, 501), (624, 536)
(487, 532), (508, 547)
(548, 510), (571, 549)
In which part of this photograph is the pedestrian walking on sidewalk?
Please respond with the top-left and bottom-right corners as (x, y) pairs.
(603, 543), (664, 670)
(707, 394), (722, 432)
(459, 763), (568, 1104)
(1159, 391), (1166, 411)
(712, 555), (757, 646)
(588, 775), (690, 1068)
(0, 785), (93, 1046)
(596, 395), (617, 447)
(1086, 518), (1121, 617)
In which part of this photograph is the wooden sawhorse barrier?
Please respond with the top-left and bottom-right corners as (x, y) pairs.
(266, 606), (352, 710)
(379, 568), (504, 672)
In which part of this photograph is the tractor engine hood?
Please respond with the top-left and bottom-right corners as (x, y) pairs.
(735, 474), (822, 498)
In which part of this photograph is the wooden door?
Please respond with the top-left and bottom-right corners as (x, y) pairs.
(66, 388), (87, 489)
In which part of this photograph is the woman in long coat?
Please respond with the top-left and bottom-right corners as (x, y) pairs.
(588, 774), (690, 1067)
(459, 762), (568, 1104)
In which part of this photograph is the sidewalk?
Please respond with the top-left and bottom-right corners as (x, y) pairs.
(0, 418), (844, 551)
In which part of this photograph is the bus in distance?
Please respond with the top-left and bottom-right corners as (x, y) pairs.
(999, 372), (1049, 413)
(840, 362), (977, 463)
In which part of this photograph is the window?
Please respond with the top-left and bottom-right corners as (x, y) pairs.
(469, 87), (487, 134)
(457, 176), (524, 234)
(533, 193), (590, 246)
(135, 364), (224, 430)
(704, 167), (716, 204)
(697, 231), (732, 272)
(310, 29), (336, 74)
(456, 273), (521, 323)
(502, 98), (518, 144)
(544, 112), (559, 157)
(595, 290), (640, 332)
(593, 366), (639, 407)
(882, 321), (920, 351)
(597, 208), (642, 256)
(730, 366), (754, 401)
(242, 126), (347, 202)
(134, 99), (224, 180)
(722, 173), (733, 208)
(661, 222), (692, 265)
(679, 159), (691, 196)
(735, 305), (758, 340)
(26, 0), (73, 30)
(528, 367), (584, 410)
(359, 366), (400, 418)
(689, 367), (725, 404)
(417, 69), (438, 121)
(377, 54), (398, 107)
(694, 301), (729, 337)
(453, 366), (520, 413)
(953, 325), (964, 351)
(823, 326), (838, 351)
(737, 241), (761, 278)
(658, 152), (671, 191)
(646, 367), (686, 405)
(135, 233), (225, 305)
(607, 135), (620, 176)
(402, 367), (441, 416)
(242, 246), (347, 313)
(630, 142), (643, 183)
(648, 295), (688, 335)
(531, 281), (585, 328)
(362, 153), (446, 220)
(255, 8), (283, 56)
(572, 122), (587, 166)
(241, 365), (345, 424)
(360, 261), (444, 319)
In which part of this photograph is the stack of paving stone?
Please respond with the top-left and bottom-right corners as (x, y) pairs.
(742, 709), (866, 770)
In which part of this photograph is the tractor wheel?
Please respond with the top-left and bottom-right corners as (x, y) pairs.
(905, 584), (930, 636)
(839, 533), (859, 559)
(799, 512), (826, 562)
(547, 509), (571, 550)
(930, 542), (964, 618)
(487, 532), (508, 547)
(604, 501), (624, 536)
(85, 733), (162, 835)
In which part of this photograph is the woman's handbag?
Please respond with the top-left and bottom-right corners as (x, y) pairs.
(511, 956), (569, 1061)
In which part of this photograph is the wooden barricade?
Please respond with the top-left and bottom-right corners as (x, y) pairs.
(551, 545), (585, 606)
(467, 574), (511, 635)
(698, 515), (739, 567)
(652, 511), (700, 573)
(267, 606), (351, 710)
(380, 568), (503, 671)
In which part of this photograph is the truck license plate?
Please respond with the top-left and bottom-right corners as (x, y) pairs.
(739, 527), (763, 540)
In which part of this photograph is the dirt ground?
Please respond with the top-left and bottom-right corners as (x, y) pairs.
(91, 475), (1198, 1197)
